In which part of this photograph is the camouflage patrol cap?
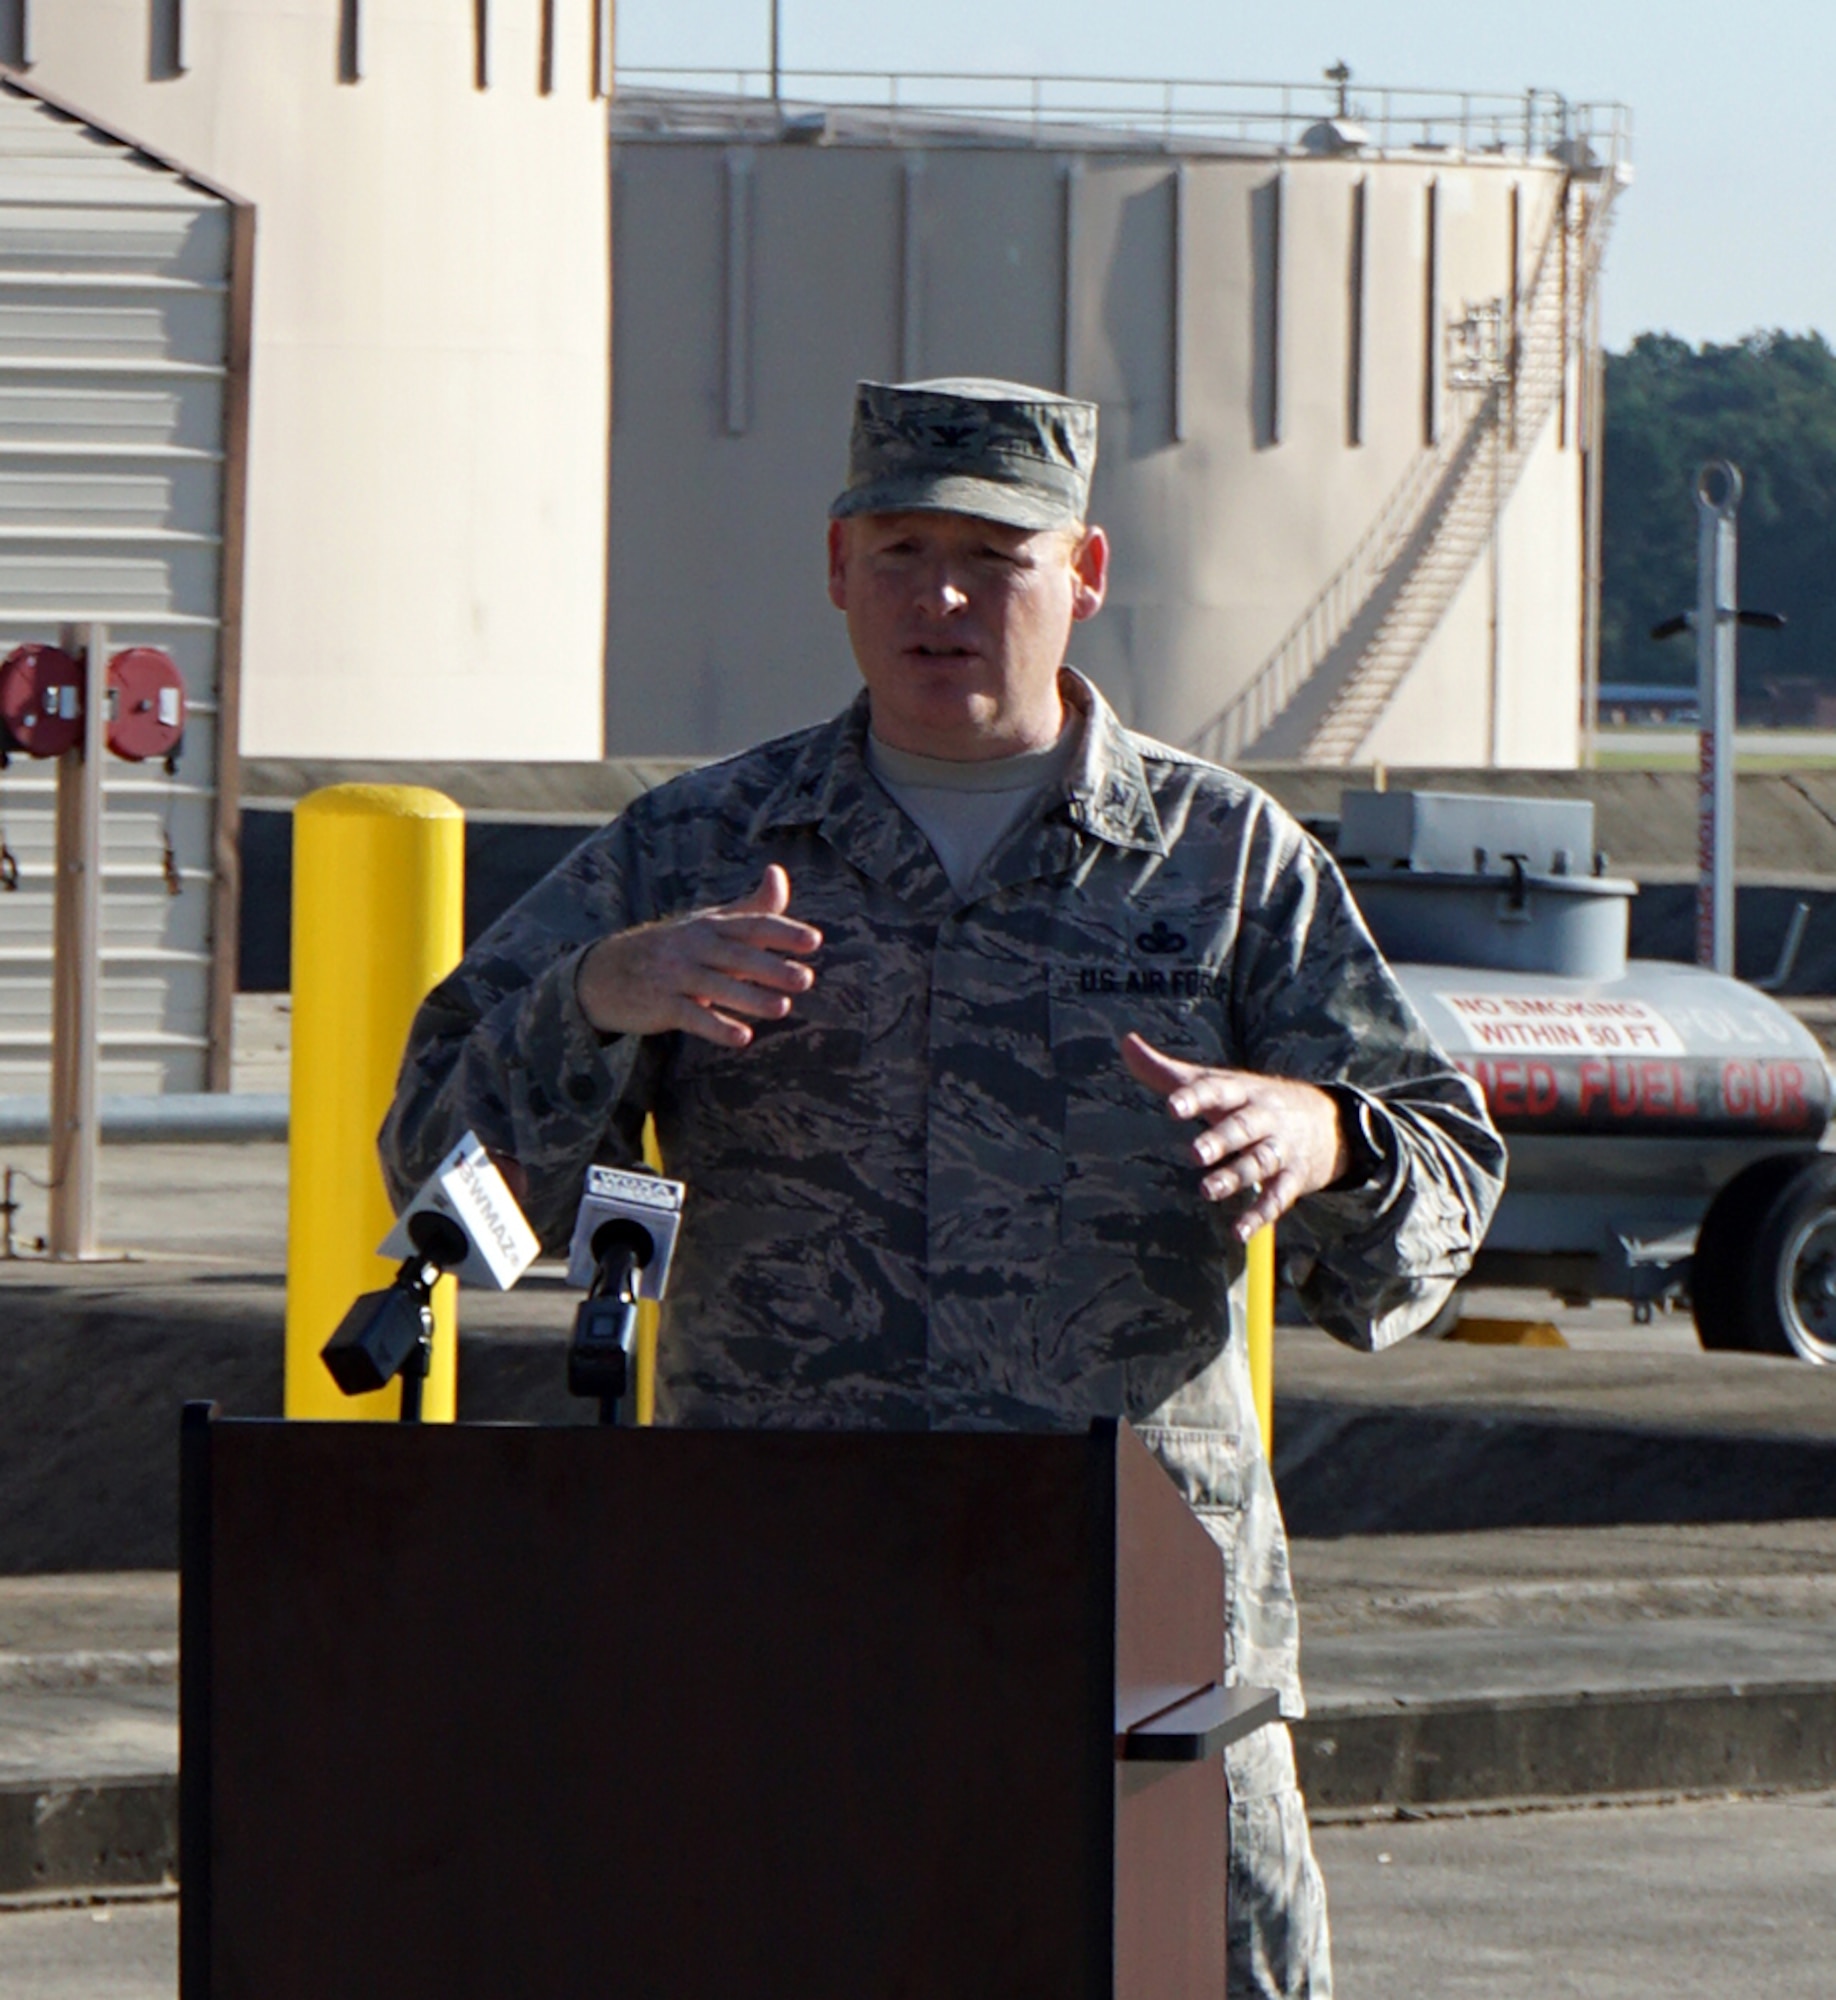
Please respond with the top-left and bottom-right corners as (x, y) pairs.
(830, 377), (1098, 531)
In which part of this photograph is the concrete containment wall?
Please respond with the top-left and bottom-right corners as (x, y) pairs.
(607, 91), (1617, 768)
(17, 0), (611, 761)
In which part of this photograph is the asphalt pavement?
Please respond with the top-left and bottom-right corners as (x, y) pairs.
(7, 1793), (1835, 1998)
(1317, 1790), (1836, 1999)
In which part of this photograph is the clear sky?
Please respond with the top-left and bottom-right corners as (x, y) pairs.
(615, 1), (1833, 354)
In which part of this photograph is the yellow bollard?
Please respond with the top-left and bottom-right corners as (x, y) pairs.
(634, 1115), (665, 1426)
(284, 786), (464, 1420)
(1246, 1225), (1275, 1454)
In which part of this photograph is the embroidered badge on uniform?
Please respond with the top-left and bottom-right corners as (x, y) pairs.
(1135, 919), (1189, 955)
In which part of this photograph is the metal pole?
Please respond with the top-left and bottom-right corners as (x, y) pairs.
(48, 621), (105, 1259)
(1579, 219), (1606, 768)
(1695, 462), (1741, 974)
(769, 0), (780, 102)
(1487, 405), (1502, 765)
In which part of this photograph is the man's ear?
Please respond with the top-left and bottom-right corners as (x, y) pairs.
(826, 518), (849, 610)
(1070, 525), (1110, 623)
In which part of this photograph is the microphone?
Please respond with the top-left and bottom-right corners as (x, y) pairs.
(565, 1165), (686, 1423)
(321, 1132), (539, 1419)
(379, 1130), (542, 1289)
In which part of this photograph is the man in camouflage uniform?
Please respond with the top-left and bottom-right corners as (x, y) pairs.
(382, 377), (1504, 1997)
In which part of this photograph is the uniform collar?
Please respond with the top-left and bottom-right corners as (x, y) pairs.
(1058, 669), (1168, 857)
(750, 668), (1167, 892)
(750, 694), (939, 895)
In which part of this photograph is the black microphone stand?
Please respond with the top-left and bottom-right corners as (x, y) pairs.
(390, 1252), (438, 1425)
(320, 1212), (469, 1422)
(567, 1219), (655, 1425)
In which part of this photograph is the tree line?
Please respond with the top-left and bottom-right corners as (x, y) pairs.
(1603, 330), (1836, 693)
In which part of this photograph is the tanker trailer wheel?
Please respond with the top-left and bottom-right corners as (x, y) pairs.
(1692, 1154), (1836, 1362)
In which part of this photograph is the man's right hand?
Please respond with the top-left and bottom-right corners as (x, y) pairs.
(575, 864), (822, 1046)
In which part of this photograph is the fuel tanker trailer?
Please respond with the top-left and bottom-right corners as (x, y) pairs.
(1331, 789), (1836, 1362)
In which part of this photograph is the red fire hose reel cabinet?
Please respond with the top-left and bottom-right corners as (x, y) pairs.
(0, 642), (187, 762)
(0, 643), (85, 757)
(105, 646), (186, 762)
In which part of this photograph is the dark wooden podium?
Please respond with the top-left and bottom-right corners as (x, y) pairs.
(180, 1408), (1275, 1999)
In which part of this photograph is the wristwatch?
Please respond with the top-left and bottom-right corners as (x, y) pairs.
(1323, 1085), (1390, 1193)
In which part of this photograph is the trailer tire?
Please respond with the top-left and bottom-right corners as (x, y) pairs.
(1692, 1153), (1836, 1362)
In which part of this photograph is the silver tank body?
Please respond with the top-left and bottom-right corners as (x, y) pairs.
(1336, 788), (1834, 1268)
(1389, 958), (1830, 1258)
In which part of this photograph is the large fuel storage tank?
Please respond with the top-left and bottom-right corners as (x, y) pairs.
(606, 76), (1629, 771)
(1333, 790), (1836, 1361)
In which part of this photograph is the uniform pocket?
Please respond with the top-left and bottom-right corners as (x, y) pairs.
(1135, 1422), (1246, 1670)
(1132, 1421), (1247, 1519)
(1049, 982), (1229, 1257)
(668, 981), (868, 1136)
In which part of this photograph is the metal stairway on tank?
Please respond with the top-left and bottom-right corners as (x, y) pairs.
(1186, 158), (1621, 770)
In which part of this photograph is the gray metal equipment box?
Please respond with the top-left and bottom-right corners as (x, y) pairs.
(1335, 790), (1632, 978)
(1338, 790), (1598, 878)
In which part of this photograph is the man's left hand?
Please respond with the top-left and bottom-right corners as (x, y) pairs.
(1121, 1032), (1350, 1242)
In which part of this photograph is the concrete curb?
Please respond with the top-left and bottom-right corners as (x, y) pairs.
(9, 1678), (1836, 1897)
(1295, 1681), (1836, 1812)
(0, 1650), (175, 1692)
(0, 1776), (176, 1898)
(1273, 1398), (1836, 1535)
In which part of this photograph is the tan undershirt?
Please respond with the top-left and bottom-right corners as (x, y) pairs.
(867, 713), (1083, 900)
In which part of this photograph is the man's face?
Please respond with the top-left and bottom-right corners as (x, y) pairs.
(826, 510), (1109, 760)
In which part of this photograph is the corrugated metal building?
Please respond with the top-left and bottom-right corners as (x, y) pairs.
(21, 0), (613, 767)
(0, 78), (243, 1095)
